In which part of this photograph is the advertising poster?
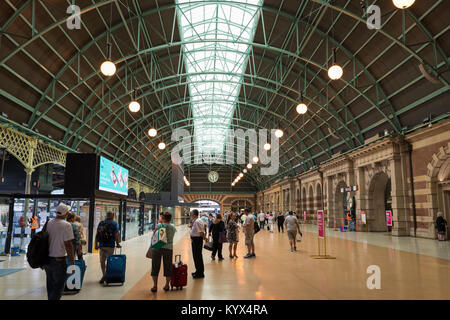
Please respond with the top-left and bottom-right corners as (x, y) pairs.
(317, 210), (324, 238)
(386, 210), (392, 226)
(98, 156), (129, 195)
(361, 210), (367, 224)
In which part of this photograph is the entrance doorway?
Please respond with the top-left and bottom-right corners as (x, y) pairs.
(231, 200), (252, 214)
(368, 172), (392, 232)
(192, 200), (221, 217)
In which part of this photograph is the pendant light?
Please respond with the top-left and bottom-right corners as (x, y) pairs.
(275, 129), (283, 138)
(128, 90), (140, 112)
(393, 0), (415, 9)
(247, 163), (252, 169)
(264, 143), (271, 151)
(148, 128), (157, 137)
(158, 142), (166, 150)
(252, 156), (259, 163)
(328, 48), (343, 80)
(100, 43), (116, 76)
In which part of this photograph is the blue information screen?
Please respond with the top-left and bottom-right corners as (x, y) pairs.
(98, 156), (129, 195)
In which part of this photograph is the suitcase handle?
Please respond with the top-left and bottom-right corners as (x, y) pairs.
(114, 247), (122, 255)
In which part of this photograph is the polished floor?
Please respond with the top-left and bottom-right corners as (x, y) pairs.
(0, 224), (449, 300)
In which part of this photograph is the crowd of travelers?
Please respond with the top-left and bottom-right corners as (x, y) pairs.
(30, 203), (448, 299)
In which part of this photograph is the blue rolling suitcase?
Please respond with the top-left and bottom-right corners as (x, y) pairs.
(63, 259), (86, 294)
(105, 248), (126, 285)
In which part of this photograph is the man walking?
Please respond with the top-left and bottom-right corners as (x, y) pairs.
(190, 209), (207, 278)
(44, 203), (75, 300)
(243, 208), (256, 258)
(95, 212), (121, 284)
(257, 211), (265, 230)
(284, 211), (302, 252)
(277, 212), (285, 233)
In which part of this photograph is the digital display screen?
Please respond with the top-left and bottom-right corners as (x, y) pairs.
(98, 156), (129, 195)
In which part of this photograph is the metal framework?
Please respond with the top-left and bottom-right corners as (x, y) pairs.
(0, 0), (448, 191)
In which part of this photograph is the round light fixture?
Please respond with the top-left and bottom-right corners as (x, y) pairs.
(148, 128), (157, 137)
(158, 142), (166, 150)
(275, 129), (283, 138)
(252, 156), (259, 163)
(328, 64), (343, 80)
(239, 173), (244, 177)
(264, 143), (271, 151)
(296, 103), (308, 115)
(243, 169), (247, 173)
(392, 0), (415, 9)
(128, 100), (140, 113)
(247, 163), (252, 169)
(100, 60), (116, 77)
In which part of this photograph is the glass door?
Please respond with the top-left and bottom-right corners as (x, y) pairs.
(125, 202), (140, 240)
(0, 197), (9, 255)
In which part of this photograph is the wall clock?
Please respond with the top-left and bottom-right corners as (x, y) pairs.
(208, 171), (219, 183)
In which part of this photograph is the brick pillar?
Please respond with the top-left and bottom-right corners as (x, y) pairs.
(390, 151), (410, 236)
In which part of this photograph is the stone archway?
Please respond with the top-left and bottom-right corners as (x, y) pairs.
(367, 172), (391, 232)
(308, 185), (314, 222)
(333, 181), (347, 225)
(427, 142), (450, 237)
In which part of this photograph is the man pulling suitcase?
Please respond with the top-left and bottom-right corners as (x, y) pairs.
(95, 211), (122, 285)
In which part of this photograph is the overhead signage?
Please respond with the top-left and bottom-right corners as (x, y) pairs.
(98, 156), (129, 196)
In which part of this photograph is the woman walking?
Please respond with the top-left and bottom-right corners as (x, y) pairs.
(151, 212), (177, 292)
(210, 213), (225, 261)
(227, 212), (239, 258)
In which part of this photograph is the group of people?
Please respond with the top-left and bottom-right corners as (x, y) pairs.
(43, 204), (450, 298)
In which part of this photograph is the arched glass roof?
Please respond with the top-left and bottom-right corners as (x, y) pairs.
(177, 0), (263, 155)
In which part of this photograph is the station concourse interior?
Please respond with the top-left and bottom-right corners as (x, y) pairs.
(0, 0), (449, 300)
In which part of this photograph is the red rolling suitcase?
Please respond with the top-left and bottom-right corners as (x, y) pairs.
(170, 254), (187, 290)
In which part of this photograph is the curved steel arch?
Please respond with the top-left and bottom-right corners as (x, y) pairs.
(1, 1), (446, 189)
(27, 0), (431, 135)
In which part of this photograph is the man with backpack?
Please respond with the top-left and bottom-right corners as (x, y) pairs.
(44, 203), (75, 300)
(95, 212), (121, 284)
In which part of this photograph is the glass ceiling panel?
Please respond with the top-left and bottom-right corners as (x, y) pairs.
(176, 0), (263, 156)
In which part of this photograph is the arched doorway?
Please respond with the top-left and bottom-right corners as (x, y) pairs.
(231, 200), (252, 213)
(302, 187), (307, 218)
(308, 185), (314, 222)
(432, 156), (450, 237)
(316, 183), (323, 210)
(368, 172), (392, 232)
(333, 181), (347, 224)
(193, 200), (221, 216)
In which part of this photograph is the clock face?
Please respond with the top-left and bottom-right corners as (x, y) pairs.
(208, 171), (219, 183)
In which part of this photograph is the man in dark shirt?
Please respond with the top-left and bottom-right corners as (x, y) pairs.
(277, 213), (285, 233)
(95, 212), (121, 284)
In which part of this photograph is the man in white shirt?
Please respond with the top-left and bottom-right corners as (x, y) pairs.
(284, 211), (301, 252)
(44, 203), (75, 300)
(190, 209), (207, 278)
(243, 209), (256, 258)
(258, 212), (266, 230)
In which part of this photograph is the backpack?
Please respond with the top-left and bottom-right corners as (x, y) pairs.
(254, 218), (260, 234)
(26, 221), (50, 269)
(96, 220), (114, 243)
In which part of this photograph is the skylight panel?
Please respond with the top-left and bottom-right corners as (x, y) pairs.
(177, 0), (262, 156)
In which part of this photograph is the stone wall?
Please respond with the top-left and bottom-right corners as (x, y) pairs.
(258, 119), (450, 239)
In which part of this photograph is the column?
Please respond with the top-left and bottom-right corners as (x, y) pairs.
(390, 150), (410, 236)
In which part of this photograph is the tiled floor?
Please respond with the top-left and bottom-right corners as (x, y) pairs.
(0, 224), (449, 300)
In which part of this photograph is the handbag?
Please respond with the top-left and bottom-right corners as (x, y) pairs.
(146, 245), (153, 259)
(219, 231), (227, 243)
(151, 223), (167, 250)
(203, 241), (213, 251)
(296, 232), (302, 242)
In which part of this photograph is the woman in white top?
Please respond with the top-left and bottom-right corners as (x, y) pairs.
(268, 213), (274, 233)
